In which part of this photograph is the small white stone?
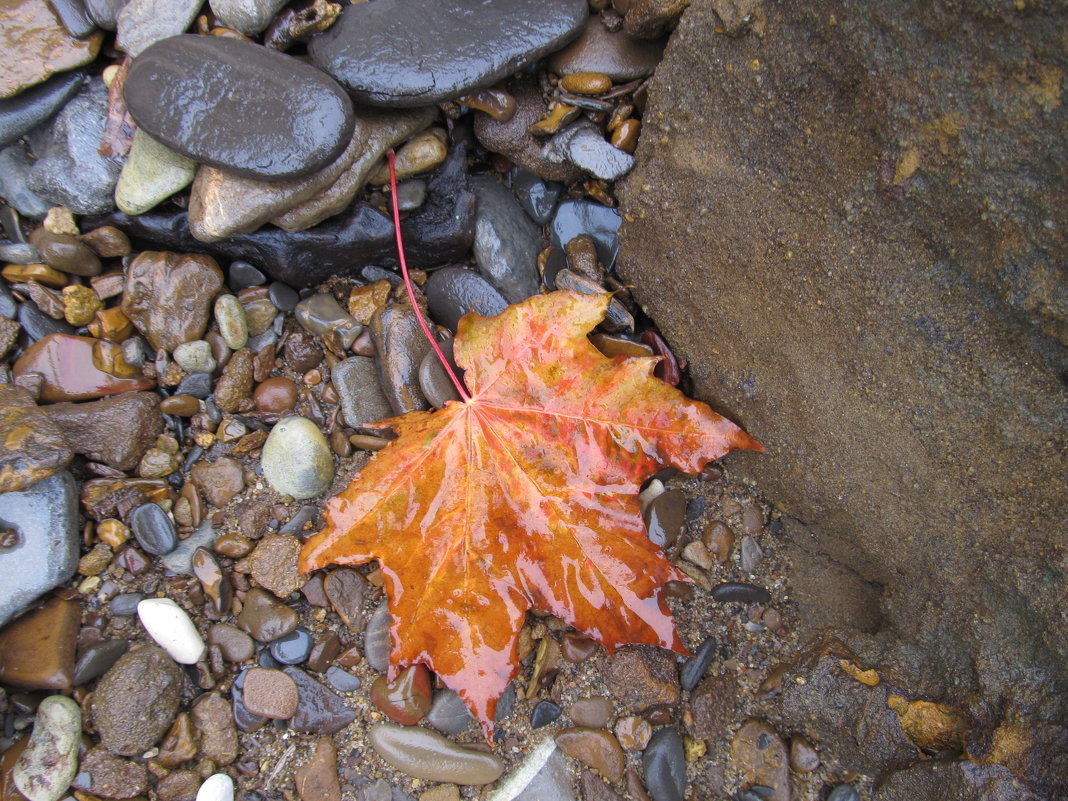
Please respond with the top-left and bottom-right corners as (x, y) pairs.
(196, 773), (234, 801)
(172, 340), (217, 374)
(137, 597), (206, 664)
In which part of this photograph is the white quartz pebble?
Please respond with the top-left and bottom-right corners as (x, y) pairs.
(137, 597), (206, 664)
(196, 773), (234, 801)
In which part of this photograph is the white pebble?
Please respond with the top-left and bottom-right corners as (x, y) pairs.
(196, 773), (234, 801)
(137, 597), (206, 664)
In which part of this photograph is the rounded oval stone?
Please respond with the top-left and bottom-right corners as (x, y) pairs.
(13, 695), (81, 801)
(261, 416), (334, 500)
(91, 645), (184, 756)
(369, 723), (504, 785)
(125, 35), (354, 180)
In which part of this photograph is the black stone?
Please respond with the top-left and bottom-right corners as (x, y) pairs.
(642, 727), (686, 801)
(494, 681), (517, 724)
(283, 667), (357, 734)
(270, 627), (313, 665)
(268, 282), (299, 312)
(84, 0), (125, 30)
(531, 700), (562, 729)
(18, 301), (75, 342)
(0, 206), (27, 241)
(50, 0), (96, 37)
(73, 639), (129, 685)
(680, 637), (718, 692)
(257, 650), (281, 669)
(425, 266), (508, 333)
(425, 689), (473, 736)
(109, 593), (144, 616)
(324, 666), (362, 693)
(176, 372), (212, 399)
(228, 260), (266, 291)
(125, 35), (354, 180)
(710, 582), (771, 604)
(0, 71), (86, 148)
(643, 489), (686, 550)
(129, 502), (178, 555)
(87, 144), (476, 287)
(511, 169), (561, 224)
(309, 0), (587, 106)
(551, 199), (622, 269)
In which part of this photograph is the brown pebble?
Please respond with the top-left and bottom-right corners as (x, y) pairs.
(703, 520), (734, 562)
(0, 596), (79, 691)
(555, 727), (625, 783)
(614, 715), (653, 751)
(307, 633), (342, 673)
(1, 262), (67, 287)
(73, 748), (149, 797)
(295, 737), (342, 801)
(236, 588), (299, 642)
(157, 713), (198, 767)
(157, 769), (199, 801)
(242, 667), (300, 719)
(191, 457), (245, 507)
(97, 518), (130, 548)
(529, 103), (581, 136)
(604, 646), (680, 712)
(208, 623), (255, 662)
(337, 646), (362, 668)
(346, 281), (391, 325)
(87, 306), (135, 342)
(192, 691), (239, 765)
(253, 376), (299, 414)
(741, 505), (765, 533)
(610, 118), (640, 154)
(213, 347), (254, 413)
(193, 548), (232, 614)
(249, 535), (304, 598)
(62, 284), (103, 326)
(560, 71), (612, 94)
(349, 433), (390, 451)
(561, 631), (599, 663)
(789, 734), (820, 773)
(301, 574), (330, 607)
(80, 226), (131, 257)
(731, 720), (789, 801)
(457, 87), (517, 122)
(323, 568), (369, 629)
(370, 664), (432, 725)
(213, 531), (254, 559)
(161, 395), (201, 416)
(569, 697), (615, 728)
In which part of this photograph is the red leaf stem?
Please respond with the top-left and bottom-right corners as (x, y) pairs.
(387, 149), (471, 402)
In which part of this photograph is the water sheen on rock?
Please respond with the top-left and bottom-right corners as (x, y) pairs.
(369, 723), (504, 784)
(309, 0), (587, 106)
(125, 35), (354, 180)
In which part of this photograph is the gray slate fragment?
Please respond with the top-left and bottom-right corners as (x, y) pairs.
(0, 144), (51, 219)
(549, 121), (634, 181)
(208, 0), (288, 35)
(0, 471), (79, 628)
(0, 70), (86, 148)
(27, 80), (123, 215)
(333, 356), (394, 429)
(117, 0), (204, 57)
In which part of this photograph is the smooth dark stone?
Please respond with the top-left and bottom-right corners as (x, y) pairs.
(129, 502), (179, 555)
(270, 627), (313, 665)
(87, 144), (476, 287)
(511, 169), (562, 224)
(1, 206), (27, 240)
(85, 0), (128, 30)
(642, 727), (686, 801)
(0, 242), (38, 265)
(643, 489), (686, 550)
(27, 80), (122, 216)
(109, 593), (144, 616)
(710, 582), (771, 604)
(279, 505), (318, 536)
(51, 0), (97, 37)
(0, 283), (17, 319)
(19, 301), (75, 342)
(471, 175), (541, 303)
(0, 143), (51, 219)
(0, 71), (86, 149)
(550, 199), (623, 269)
(228, 260), (266, 291)
(370, 303), (431, 416)
(542, 247), (568, 290)
(176, 372), (212, 399)
(125, 35), (354, 180)
(827, 785), (860, 801)
(283, 666), (357, 734)
(425, 266), (508, 332)
(418, 341), (462, 408)
(257, 650), (282, 669)
(531, 700), (563, 729)
(425, 689), (473, 737)
(679, 637), (718, 692)
(494, 681), (516, 724)
(309, 0), (587, 106)
(325, 666), (362, 693)
(73, 639), (129, 685)
(363, 602), (391, 672)
(268, 281), (299, 312)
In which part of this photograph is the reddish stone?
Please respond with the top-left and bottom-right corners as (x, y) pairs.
(12, 334), (154, 402)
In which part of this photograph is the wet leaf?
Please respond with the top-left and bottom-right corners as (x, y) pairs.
(300, 291), (760, 737)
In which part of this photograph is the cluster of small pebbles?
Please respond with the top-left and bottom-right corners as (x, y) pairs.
(0, 1), (864, 800)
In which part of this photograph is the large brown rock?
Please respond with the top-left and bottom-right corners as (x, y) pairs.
(617, 1), (1066, 795)
(44, 392), (162, 471)
(121, 251), (224, 352)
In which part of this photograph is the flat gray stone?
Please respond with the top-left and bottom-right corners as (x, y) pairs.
(309, 0), (587, 106)
(208, 0), (287, 35)
(333, 356), (394, 429)
(0, 143), (51, 219)
(471, 176), (541, 304)
(27, 80), (123, 215)
(550, 121), (634, 181)
(117, 0), (203, 57)
(0, 70), (86, 149)
(0, 471), (79, 628)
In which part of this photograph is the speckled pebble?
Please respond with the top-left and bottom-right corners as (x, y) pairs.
(261, 416), (335, 500)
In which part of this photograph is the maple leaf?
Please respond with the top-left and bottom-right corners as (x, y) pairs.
(300, 290), (761, 738)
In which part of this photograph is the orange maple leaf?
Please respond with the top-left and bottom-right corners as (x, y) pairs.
(299, 290), (760, 737)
